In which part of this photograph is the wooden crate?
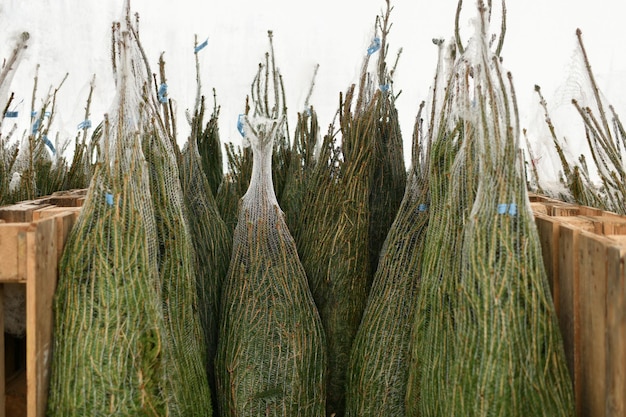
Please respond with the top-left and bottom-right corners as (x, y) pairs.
(530, 193), (626, 417)
(1, 192), (83, 417)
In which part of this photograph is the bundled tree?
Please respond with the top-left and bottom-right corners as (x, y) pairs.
(47, 24), (168, 416)
(280, 64), (320, 237)
(8, 68), (69, 203)
(533, 29), (626, 214)
(294, 83), (377, 416)
(49, 4), (214, 414)
(405, 31), (477, 416)
(196, 88), (223, 197)
(366, 0), (406, 280)
(178, 39), (233, 412)
(345, 93), (429, 416)
(135, 22), (214, 417)
(63, 75), (98, 191)
(215, 113), (326, 416)
(448, 2), (574, 415)
(0, 32), (29, 204)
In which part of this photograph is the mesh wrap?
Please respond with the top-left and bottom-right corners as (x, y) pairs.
(216, 116), (326, 417)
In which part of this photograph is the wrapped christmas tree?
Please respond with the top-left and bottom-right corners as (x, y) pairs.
(215, 114), (326, 416)
(449, 3), (574, 415)
(47, 24), (167, 416)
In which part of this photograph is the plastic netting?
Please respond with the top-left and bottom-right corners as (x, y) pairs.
(47, 28), (167, 415)
(215, 115), (326, 416)
(367, 82), (406, 288)
(345, 103), (430, 416)
(180, 98), (232, 411)
(448, 10), (573, 415)
(408, 4), (573, 415)
(142, 116), (213, 416)
(406, 38), (479, 416)
(48, 6), (213, 415)
(216, 32), (291, 235)
(294, 84), (375, 417)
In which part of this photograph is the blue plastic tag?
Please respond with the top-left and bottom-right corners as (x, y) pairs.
(195, 38), (208, 53)
(497, 203), (517, 216)
(42, 136), (56, 155)
(367, 37), (381, 55)
(237, 114), (245, 137)
(77, 120), (92, 130)
(158, 83), (168, 103)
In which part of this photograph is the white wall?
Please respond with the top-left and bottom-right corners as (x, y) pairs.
(1, 0), (625, 174)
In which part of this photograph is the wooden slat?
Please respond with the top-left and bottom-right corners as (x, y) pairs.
(530, 202), (549, 215)
(31, 206), (81, 222)
(574, 215), (626, 236)
(606, 245), (626, 416)
(0, 224), (29, 282)
(1, 284), (5, 417)
(26, 216), (58, 417)
(0, 202), (51, 223)
(578, 206), (604, 216)
(552, 216), (596, 232)
(54, 211), (78, 260)
(549, 204), (580, 217)
(41, 195), (82, 208)
(558, 224), (581, 415)
(535, 214), (560, 312)
(578, 232), (608, 417)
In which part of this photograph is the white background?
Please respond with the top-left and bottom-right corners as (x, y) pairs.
(1, 0), (625, 174)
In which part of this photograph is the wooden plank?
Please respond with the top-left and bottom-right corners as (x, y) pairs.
(530, 202), (549, 215)
(26, 217), (58, 417)
(528, 193), (561, 204)
(598, 217), (626, 236)
(549, 204), (580, 217)
(606, 245), (626, 416)
(578, 206), (604, 216)
(535, 215), (560, 312)
(0, 224), (29, 282)
(0, 202), (51, 223)
(578, 232), (608, 417)
(50, 189), (87, 198)
(553, 216), (596, 232)
(574, 215), (626, 236)
(1, 284), (5, 417)
(558, 224), (581, 414)
(607, 236), (626, 245)
(41, 195), (81, 208)
(54, 211), (78, 260)
(31, 206), (81, 222)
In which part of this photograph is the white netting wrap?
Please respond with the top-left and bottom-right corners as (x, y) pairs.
(47, 26), (168, 415)
(216, 115), (326, 416)
(408, 4), (574, 416)
(47, 4), (213, 415)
